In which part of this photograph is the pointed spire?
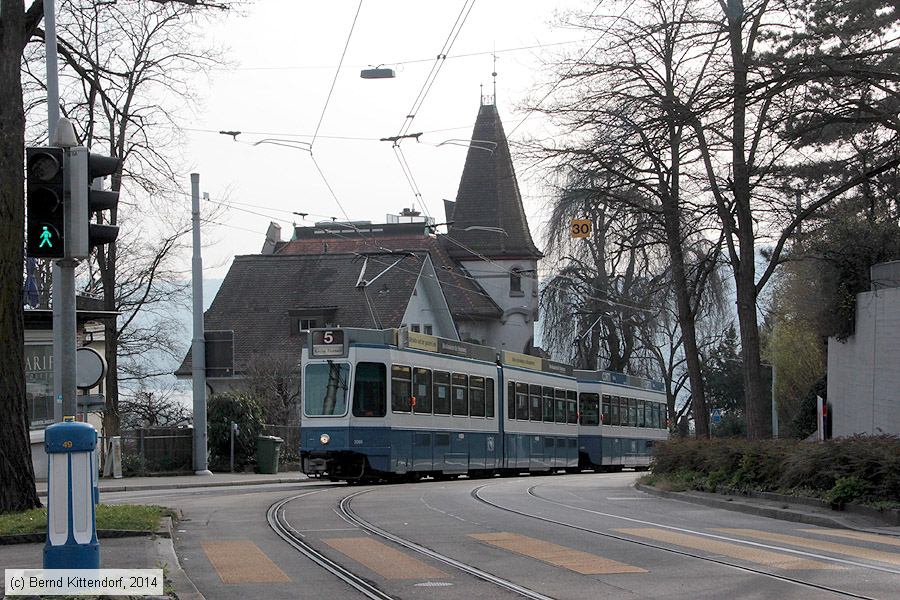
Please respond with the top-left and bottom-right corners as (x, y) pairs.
(445, 103), (542, 260)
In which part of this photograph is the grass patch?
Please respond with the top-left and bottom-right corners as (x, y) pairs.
(0, 504), (174, 536)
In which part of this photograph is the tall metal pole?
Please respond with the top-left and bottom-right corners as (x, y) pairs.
(44, 0), (60, 142)
(46, 0), (66, 421)
(191, 173), (211, 475)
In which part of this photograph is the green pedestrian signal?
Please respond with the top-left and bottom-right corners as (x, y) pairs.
(26, 147), (66, 258)
(39, 226), (53, 248)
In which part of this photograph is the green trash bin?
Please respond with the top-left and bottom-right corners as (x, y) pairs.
(256, 435), (284, 474)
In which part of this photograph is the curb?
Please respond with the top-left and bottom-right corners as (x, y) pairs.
(36, 476), (306, 497)
(0, 528), (159, 546)
(156, 516), (205, 600)
(634, 483), (864, 531)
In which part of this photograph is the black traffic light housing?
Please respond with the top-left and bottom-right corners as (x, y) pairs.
(26, 147), (67, 258)
(69, 147), (122, 257)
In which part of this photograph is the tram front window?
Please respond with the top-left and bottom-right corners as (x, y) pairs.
(353, 362), (387, 417)
(304, 361), (350, 416)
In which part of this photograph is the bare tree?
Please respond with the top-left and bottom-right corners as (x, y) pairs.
(531, 0), (726, 436)
(22, 0), (228, 436)
(239, 355), (301, 425)
(0, 0), (44, 513)
(119, 383), (190, 429)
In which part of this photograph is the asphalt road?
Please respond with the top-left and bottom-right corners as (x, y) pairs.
(104, 473), (900, 600)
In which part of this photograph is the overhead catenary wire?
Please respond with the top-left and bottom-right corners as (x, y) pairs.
(223, 37), (604, 72)
(507, 0), (630, 139)
(160, 183), (657, 314)
(311, 0), (364, 149)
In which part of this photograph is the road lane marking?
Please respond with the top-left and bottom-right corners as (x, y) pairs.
(799, 529), (900, 548)
(322, 537), (450, 580)
(615, 528), (838, 570)
(201, 540), (291, 583)
(470, 532), (647, 574)
(716, 529), (900, 566)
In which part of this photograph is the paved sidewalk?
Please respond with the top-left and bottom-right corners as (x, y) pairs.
(0, 520), (200, 599)
(637, 483), (900, 536)
(36, 471), (309, 496)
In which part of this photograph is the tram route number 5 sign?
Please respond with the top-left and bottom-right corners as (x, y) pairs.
(571, 219), (592, 238)
(312, 329), (346, 357)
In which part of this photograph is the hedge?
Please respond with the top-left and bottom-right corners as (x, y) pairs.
(649, 436), (900, 508)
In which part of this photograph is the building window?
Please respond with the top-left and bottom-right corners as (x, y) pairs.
(510, 268), (523, 296)
(300, 319), (317, 330)
(410, 324), (421, 333)
(423, 324), (433, 335)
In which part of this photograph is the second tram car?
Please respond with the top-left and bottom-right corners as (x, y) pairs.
(299, 327), (668, 481)
(576, 370), (668, 471)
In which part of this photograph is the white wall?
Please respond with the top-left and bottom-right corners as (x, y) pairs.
(828, 286), (900, 436)
(459, 258), (538, 353)
(401, 256), (459, 340)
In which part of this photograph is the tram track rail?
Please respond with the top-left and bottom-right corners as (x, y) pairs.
(471, 481), (884, 600)
(339, 488), (555, 600)
(269, 485), (557, 600)
(267, 489), (397, 600)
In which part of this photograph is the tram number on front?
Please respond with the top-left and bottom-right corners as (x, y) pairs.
(571, 219), (592, 238)
(312, 329), (345, 357)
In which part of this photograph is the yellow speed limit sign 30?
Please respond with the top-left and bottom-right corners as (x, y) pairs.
(570, 219), (592, 238)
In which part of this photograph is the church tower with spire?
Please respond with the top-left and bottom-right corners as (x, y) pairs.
(442, 92), (542, 354)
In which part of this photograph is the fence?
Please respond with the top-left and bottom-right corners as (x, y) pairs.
(98, 424), (300, 476)
(101, 427), (193, 476)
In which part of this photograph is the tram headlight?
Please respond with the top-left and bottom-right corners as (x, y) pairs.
(319, 433), (330, 445)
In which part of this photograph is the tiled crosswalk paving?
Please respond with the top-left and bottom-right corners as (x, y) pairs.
(470, 531), (647, 574)
(202, 525), (898, 584)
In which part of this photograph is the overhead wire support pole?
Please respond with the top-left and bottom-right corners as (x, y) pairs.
(45, 0), (66, 421)
(191, 173), (211, 475)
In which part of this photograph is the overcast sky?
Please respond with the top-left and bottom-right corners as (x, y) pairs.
(185, 0), (589, 277)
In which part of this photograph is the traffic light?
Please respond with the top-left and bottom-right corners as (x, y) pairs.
(69, 147), (121, 258)
(26, 147), (66, 258)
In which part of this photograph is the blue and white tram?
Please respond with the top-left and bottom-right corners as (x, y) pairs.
(576, 370), (669, 471)
(299, 328), (580, 481)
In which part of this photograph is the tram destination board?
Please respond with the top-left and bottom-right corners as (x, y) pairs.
(311, 329), (347, 358)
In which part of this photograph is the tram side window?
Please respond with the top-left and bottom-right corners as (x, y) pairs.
(611, 396), (620, 426)
(434, 371), (451, 415)
(628, 398), (638, 426)
(352, 362), (387, 417)
(413, 368), (432, 414)
(601, 394), (611, 425)
(554, 389), (567, 424)
(508, 381), (516, 420)
(452, 373), (469, 416)
(555, 390), (566, 424)
(470, 376), (485, 417)
(304, 361), (350, 416)
(644, 401), (652, 428)
(529, 385), (542, 421)
(567, 390), (578, 424)
(543, 387), (555, 422)
(516, 383), (529, 420)
(579, 393), (600, 426)
(391, 365), (412, 413)
(650, 402), (659, 428)
(637, 399), (646, 427)
(485, 378), (495, 418)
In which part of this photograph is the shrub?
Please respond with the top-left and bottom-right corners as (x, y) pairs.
(207, 392), (265, 471)
(650, 435), (900, 506)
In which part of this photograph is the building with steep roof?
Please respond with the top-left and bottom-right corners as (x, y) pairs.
(442, 100), (542, 354)
(176, 250), (457, 386)
(177, 98), (543, 388)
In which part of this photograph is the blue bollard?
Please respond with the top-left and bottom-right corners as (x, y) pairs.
(43, 418), (100, 569)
